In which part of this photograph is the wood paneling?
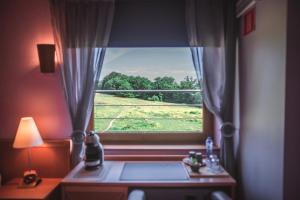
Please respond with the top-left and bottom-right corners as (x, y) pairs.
(0, 178), (61, 200)
(0, 139), (71, 184)
(63, 186), (127, 200)
(104, 144), (220, 161)
(104, 144), (219, 155)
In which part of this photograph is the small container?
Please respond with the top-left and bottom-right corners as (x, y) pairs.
(205, 137), (213, 157)
(209, 154), (218, 160)
(207, 154), (218, 169)
(189, 151), (196, 159)
(195, 152), (203, 164)
(211, 158), (223, 173)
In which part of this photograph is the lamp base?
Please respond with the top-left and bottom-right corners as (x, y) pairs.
(18, 170), (42, 188)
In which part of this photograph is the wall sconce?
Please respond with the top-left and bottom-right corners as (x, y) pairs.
(37, 44), (55, 73)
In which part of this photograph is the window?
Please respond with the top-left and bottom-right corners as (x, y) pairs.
(90, 48), (213, 144)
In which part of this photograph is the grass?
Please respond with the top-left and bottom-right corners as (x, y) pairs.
(94, 93), (203, 133)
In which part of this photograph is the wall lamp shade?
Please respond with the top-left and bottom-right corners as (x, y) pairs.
(13, 117), (44, 149)
(37, 44), (55, 73)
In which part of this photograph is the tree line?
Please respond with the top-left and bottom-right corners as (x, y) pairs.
(96, 72), (202, 105)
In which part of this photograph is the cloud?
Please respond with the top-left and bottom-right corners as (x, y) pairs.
(100, 48), (197, 81)
(103, 48), (131, 64)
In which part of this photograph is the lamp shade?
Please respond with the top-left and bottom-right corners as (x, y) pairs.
(13, 117), (44, 149)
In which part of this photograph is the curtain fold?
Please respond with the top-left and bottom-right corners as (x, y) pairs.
(186, 0), (237, 176)
(49, 0), (115, 167)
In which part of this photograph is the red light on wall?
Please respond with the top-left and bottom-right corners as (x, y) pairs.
(243, 8), (256, 36)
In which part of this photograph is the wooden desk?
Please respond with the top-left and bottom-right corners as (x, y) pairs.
(0, 178), (61, 200)
(62, 161), (236, 200)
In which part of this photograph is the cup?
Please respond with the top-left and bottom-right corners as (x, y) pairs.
(195, 152), (202, 164)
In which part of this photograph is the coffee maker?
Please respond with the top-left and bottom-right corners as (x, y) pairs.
(84, 131), (104, 170)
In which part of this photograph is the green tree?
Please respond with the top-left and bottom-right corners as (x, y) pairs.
(153, 77), (179, 102)
(128, 76), (153, 99)
(102, 75), (134, 97)
(176, 76), (201, 104)
(100, 72), (201, 104)
(180, 76), (198, 89)
(153, 77), (178, 90)
(101, 72), (128, 89)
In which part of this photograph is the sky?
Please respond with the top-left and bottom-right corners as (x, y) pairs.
(99, 48), (197, 82)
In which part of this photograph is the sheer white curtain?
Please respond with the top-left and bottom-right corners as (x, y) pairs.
(186, 0), (237, 175)
(49, 0), (115, 166)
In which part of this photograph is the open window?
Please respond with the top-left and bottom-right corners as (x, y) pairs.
(89, 48), (213, 144)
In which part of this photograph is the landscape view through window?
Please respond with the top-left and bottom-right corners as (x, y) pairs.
(94, 48), (203, 133)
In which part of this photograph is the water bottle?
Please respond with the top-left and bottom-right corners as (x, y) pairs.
(205, 137), (213, 158)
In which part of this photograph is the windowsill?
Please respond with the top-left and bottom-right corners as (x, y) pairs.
(99, 132), (210, 145)
(104, 144), (207, 150)
(104, 144), (220, 161)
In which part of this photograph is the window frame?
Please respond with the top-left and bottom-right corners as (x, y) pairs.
(88, 47), (214, 144)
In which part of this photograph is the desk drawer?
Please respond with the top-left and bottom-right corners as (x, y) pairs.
(62, 186), (127, 200)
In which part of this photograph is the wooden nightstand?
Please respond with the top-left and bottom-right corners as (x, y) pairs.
(0, 178), (61, 200)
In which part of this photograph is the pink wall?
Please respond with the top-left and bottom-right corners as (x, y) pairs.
(0, 0), (72, 139)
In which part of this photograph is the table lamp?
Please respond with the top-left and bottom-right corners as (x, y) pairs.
(13, 117), (44, 187)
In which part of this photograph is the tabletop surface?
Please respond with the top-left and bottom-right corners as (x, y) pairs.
(0, 178), (61, 199)
(62, 161), (236, 187)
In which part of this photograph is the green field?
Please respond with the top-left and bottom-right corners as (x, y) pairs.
(94, 94), (203, 133)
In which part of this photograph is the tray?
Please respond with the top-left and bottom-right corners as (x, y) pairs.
(183, 162), (230, 178)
